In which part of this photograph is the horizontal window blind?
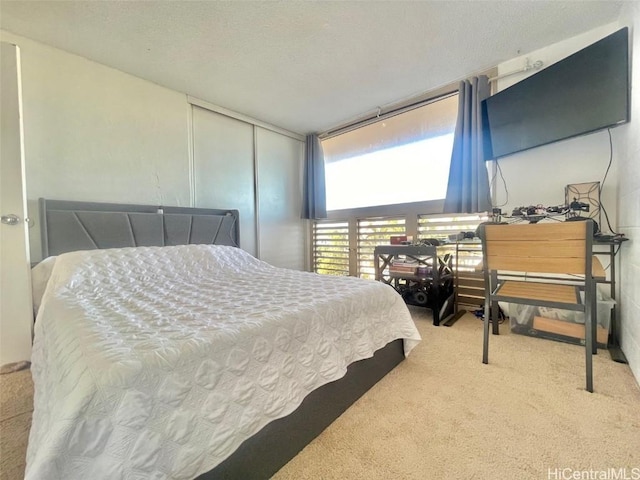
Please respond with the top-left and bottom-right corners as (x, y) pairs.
(418, 214), (489, 242)
(418, 213), (488, 271)
(357, 217), (406, 279)
(313, 221), (350, 276)
(419, 213), (487, 309)
(314, 214), (488, 279)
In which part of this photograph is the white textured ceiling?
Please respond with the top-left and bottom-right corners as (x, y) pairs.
(0, 1), (623, 134)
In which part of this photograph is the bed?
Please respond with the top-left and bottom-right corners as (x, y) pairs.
(26, 199), (421, 479)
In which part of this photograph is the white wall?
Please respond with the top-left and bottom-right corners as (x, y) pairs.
(616, 3), (640, 385)
(0, 31), (192, 260)
(493, 23), (621, 228)
(0, 30), (306, 268)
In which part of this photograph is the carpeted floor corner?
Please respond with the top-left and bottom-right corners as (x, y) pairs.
(273, 308), (640, 480)
(1, 310), (639, 480)
(0, 368), (32, 480)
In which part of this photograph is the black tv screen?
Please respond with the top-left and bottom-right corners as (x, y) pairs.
(484, 27), (629, 159)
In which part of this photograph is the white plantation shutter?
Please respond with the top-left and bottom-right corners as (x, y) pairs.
(313, 212), (488, 310)
(313, 221), (350, 276)
(357, 217), (406, 279)
(419, 213), (487, 309)
(418, 213), (488, 242)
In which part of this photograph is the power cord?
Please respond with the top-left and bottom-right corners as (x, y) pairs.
(599, 129), (619, 235)
(489, 158), (509, 209)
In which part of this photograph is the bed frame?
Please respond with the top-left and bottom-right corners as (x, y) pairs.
(38, 198), (406, 479)
(39, 198), (240, 257)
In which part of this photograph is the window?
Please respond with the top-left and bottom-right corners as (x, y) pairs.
(311, 89), (489, 281)
(321, 94), (458, 211)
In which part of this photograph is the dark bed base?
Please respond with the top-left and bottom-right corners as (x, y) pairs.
(198, 338), (405, 480)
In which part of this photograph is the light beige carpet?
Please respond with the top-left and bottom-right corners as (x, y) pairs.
(0, 368), (32, 480)
(274, 309), (640, 480)
(1, 310), (639, 480)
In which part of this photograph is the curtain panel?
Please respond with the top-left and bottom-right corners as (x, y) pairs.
(443, 76), (492, 214)
(302, 134), (327, 219)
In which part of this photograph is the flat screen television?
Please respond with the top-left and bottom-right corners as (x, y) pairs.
(484, 27), (629, 160)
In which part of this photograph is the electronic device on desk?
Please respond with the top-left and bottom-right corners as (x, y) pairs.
(568, 199), (590, 213)
(565, 199), (605, 235)
(565, 182), (601, 227)
(504, 201), (599, 227)
(501, 202), (621, 241)
(509, 199), (588, 218)
(508, 204), (569, 223)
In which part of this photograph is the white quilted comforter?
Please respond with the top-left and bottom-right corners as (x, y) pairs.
(26, 245), (421, 479)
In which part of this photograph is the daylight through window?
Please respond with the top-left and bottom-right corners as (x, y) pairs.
(321, 93), (459, 211)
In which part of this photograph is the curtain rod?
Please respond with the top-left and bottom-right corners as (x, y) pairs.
(488, 58), (544, 83)
(320, 90), (458, 140)
(319, 66), (495, 139)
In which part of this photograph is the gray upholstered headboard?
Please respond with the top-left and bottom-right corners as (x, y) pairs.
(39, 198), (240, 258)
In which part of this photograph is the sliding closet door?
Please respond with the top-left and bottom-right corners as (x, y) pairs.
(192, 106), (256, 256)
(256, 127), (305, 270)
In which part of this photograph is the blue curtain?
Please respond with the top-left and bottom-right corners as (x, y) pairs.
(443, 76), (492, 214)
(302, 134), (327, 219)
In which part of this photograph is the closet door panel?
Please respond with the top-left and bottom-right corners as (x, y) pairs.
(256, 127), (305, 270)
(192, 106), (256, 256)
